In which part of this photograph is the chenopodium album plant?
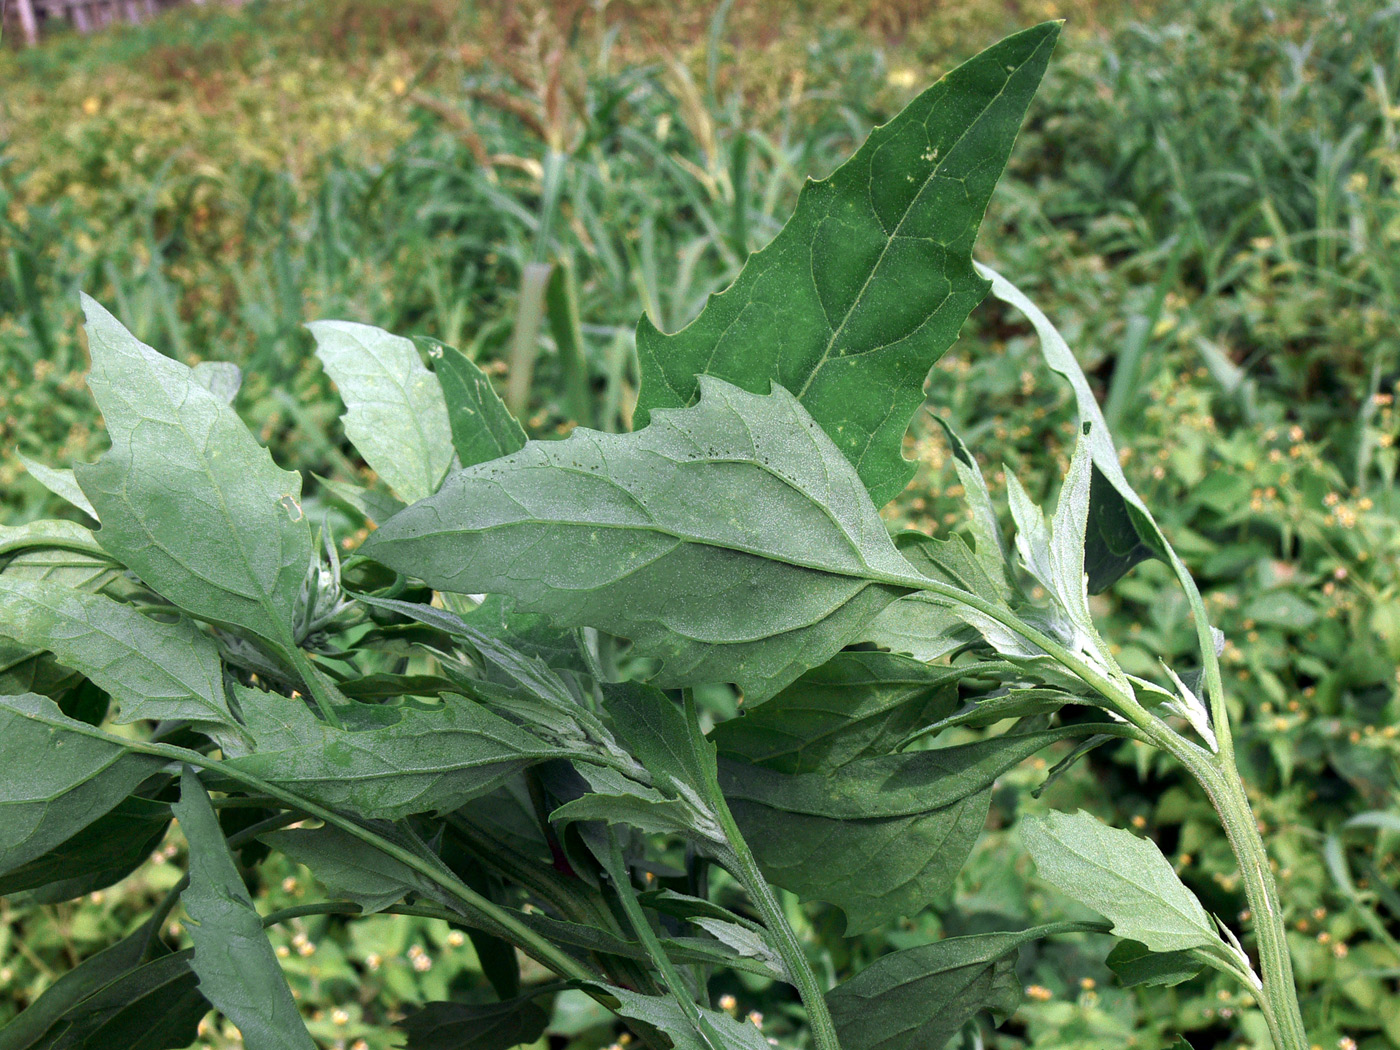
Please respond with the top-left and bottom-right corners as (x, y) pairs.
(0, 22), (1312, 1050)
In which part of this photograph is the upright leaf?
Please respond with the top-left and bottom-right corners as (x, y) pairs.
(417, 336), (528, 469)
(308, 321), (455, 503)
(826, 922), (1104, 1050)
(172, 767), (315, 1050)
(1021, 810), (1220, 954)
(635, 23), (1060, 507)
(74, 296), (312, 654)
(0, 578), (235, 729)
(16, 454), (98, 520)
(362, 378), (926, 703)
(0, 693), (165, 874)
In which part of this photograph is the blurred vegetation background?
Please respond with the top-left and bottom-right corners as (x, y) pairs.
(1, 0), (1397, 1048)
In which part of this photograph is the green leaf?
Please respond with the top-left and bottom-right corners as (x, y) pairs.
(190, 360), (242, 403)
(1105, 941), (1204, 988)
(74, 296), (313, 655)
(634, 23), (1060, 507)
(313, 473), (405, 527)
(977, 266), (1166, 592)
(928, 418), (1011, 598)
(0, 796), (169, 901)
(0, 934), (206, 1050)
(308, 321), (455, 503)
(417, 336), (528, 468)
(592, 984), (772, 1050)
(262, 823), (432, 913)
(0, 693), (165, 874)
(16, 454), (98, 520)
(1021, 810), (1220, 953)
(826, 922), (1104, 1050)
(0, 578), (236, 728)
(362, 378), (924, 703)
(709, 652), (974, 774)
(860, 533), (989, 660)
(226, 687), (557, 820)
(397, 997), (549, 1050)
(172, 767), (315, 1050)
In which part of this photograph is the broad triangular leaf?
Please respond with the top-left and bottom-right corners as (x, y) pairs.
(635, 23), (1060, 507)
(826, 922), (1104, 1050)
(1021, 810), (1220, 954)
(362, 378), (922, 703)
(0, 693), (165, 874)
(74, 296), (313, 654)
(172, 767), (315, 1050)
(308, 321), (454, 504)
(0, 578), (235, 729)
(262, 824), (434, 914)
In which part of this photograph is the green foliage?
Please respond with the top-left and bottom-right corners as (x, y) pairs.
(3, 3), (1396, 1050)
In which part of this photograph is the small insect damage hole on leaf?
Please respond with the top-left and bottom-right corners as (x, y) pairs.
(279, 494), (304, 522)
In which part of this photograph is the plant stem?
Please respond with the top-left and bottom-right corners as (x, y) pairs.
(1134, 720), (1308, 1050)
(685, 694), (842, 1050)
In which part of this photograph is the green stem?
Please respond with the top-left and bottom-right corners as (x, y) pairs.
(685, 693), (842, 1050)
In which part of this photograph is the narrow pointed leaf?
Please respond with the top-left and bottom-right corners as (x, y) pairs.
(309, 321), (454, 503)
(1022, 810), (1220, 953)
(172, 767), (315, 1050)
(635, 23), (1060, 507)
(17, 454), (97, 519)
(710, 652), (975, 774)
(73, 296), (312, 652)
(417, 336), (528, 468)
(827, 921), (1105, 1050)
(226, 688), (557, 820)
(0, 578), (235, 728)
(0, 693), (165, 874)
(361, 378), (924, 703)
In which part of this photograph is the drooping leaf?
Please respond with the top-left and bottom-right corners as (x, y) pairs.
(710, 652), (975, 774)
(977, 266), (1166, 591)
(418, 336), (528, 468)
(0, 693), (165, 874)
(262, 823), (435, 914)
(226, 687), (558, 821)
(0, 518), (109, 565)
(73, 296), (313, 655)
(1105, 941), (1204, 988)
(172, 767), (315, 1050)
(1021, 810), (1220, 954)
(308, 321), (455, 504)
(16, 454), (98, 520)
(0, 796), (169, 901)
(635, 23), (1061, 508)
(397, 997), (549, 1050)
(362, 378), (929, 704)
(826, 922), (1105, 1050)
(0, 578), (235, 729)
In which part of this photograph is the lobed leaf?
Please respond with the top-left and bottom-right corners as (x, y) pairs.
(635, 23), (1061, 508)
(74, 296), (313, 654)
(362, 378), (925, 703)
